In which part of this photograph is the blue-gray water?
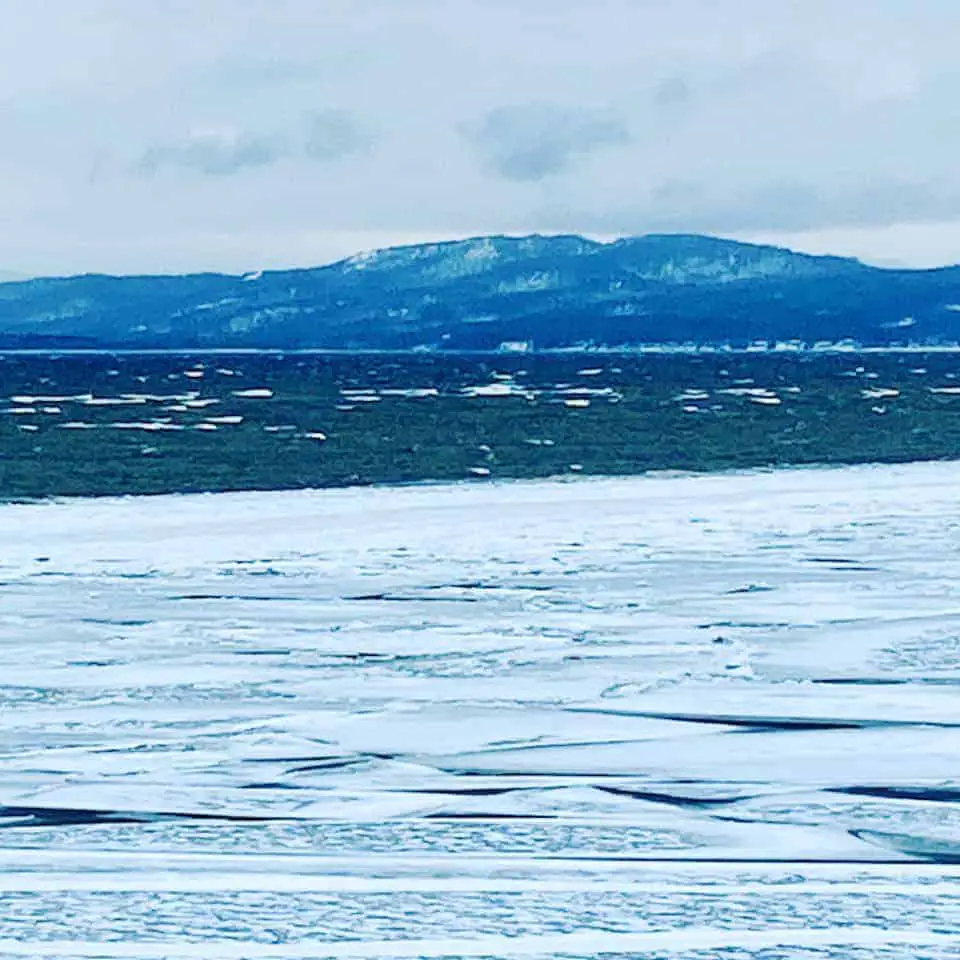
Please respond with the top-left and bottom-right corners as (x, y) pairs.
(0, 463), (957, 957)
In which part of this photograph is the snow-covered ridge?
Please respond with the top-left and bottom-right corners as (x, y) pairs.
(0, 231), (956, 350)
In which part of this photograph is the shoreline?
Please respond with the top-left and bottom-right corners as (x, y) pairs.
(3, 453), (958, 507)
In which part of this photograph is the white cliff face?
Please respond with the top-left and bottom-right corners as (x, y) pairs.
(632, 252), (813, 283)
(611, 235), (857, 284)
(338, 234), (601, 284)
(496, 270), (560, 294)
(337, 233), (856, 292)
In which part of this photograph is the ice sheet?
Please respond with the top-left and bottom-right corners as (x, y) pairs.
(0, 462), (958, 953)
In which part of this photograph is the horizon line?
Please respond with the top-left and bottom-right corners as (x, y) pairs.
(2, 229), (958, 283)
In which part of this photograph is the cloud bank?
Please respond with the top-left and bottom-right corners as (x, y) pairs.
(0, 0), (958, 274)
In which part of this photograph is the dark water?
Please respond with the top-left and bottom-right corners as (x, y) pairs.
(2, 349), (960, 497)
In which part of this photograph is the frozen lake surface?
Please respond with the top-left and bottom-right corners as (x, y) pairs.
(0, 462), (958, 957)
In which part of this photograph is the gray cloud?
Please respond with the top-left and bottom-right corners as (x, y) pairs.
(463, 103), (630, 182)
(652, 77), (693, 111)
(727, 179), (960, 232)
(714, 180), (953, 233)
(302, 109), (373, 161)
(135, 130), (284, 177)
(134, 111), (371, 177)
(538, 177), (960, 237)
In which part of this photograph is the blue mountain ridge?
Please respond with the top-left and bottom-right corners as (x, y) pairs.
(1, 233), (958, 349)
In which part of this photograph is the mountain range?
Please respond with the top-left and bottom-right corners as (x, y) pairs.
(2, 233), (960, 350)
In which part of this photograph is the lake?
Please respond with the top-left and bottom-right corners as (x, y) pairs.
(3, 350), (960, 498)
(0, 461), (957, 956)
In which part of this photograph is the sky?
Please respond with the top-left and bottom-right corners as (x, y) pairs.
(1, 0), (960, 277)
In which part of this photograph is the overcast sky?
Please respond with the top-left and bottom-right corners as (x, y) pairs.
(1, 0), (959, 276)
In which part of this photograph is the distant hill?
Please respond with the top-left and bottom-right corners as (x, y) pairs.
(2, 233), (960, 350)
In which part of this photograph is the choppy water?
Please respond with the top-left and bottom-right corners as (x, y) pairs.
(0, 462), (958, 957)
